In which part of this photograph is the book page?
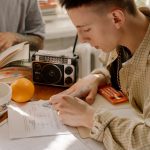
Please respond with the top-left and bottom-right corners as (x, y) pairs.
(0, 42), (29, 68)
(8, 100), (71, 139)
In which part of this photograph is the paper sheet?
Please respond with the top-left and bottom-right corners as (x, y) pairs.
(8, 100), (71, 139)
(0, 123), (95, 150)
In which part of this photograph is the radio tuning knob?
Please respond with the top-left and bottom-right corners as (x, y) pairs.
(34, 63), (41, 71)
(65, 77), (73, 85)
(65, 66), (73, 75)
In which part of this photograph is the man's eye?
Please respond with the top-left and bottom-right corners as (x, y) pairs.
(83, 28), (91, 32)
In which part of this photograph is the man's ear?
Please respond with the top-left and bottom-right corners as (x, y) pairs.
(109, 9), (125, 29)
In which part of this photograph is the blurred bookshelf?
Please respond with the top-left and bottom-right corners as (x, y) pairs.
(39, 0), (57, 9)
(38, 0), (68, 22)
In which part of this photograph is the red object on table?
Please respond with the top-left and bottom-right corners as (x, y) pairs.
(98, 85), (128, 104)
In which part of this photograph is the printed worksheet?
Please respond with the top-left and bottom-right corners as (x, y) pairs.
(8, 100), (71, 139)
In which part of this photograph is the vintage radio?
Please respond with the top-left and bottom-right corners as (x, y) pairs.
(32, 51), (79, 87)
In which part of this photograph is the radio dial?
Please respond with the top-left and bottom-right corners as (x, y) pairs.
(65, 77), (73, 85)
(65, 66), (73, 75)
(34, 63), (41, 72)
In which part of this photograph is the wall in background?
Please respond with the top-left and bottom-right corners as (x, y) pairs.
(135, 0), (150, 7)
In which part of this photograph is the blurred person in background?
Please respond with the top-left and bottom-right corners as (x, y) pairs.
(0, 0), (45, 52)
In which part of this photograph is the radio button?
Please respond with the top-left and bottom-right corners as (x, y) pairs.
(65, 77), (73, 85)
(34, 75), (40, 81)
(34, 63), (41, 71)
(65, 66), (73, 75)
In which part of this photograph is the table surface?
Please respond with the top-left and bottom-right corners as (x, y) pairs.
(0, 83), (134, 150)
(33, 84), (66, 100)
(0, 84), (65, 123)
(0, 84), (106, 150)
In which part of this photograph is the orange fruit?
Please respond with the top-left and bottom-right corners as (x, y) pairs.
(11, 78), (35, 103)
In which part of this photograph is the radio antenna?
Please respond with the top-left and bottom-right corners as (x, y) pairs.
(72, 34), (78, 56)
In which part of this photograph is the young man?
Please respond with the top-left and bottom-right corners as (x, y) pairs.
(50, 0), (150, 149)
(0, 0), (45, 51)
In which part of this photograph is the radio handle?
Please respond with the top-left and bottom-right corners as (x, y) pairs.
(72, 34), (78, 56)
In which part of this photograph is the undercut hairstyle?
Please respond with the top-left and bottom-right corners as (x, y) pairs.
(59, 0), (137, 15)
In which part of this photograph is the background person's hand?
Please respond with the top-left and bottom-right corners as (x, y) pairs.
(50, 94), (94, 128)
(0, 32), (17, 51)
(58, 74), (105, 104)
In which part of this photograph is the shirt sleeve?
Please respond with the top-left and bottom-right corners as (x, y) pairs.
(25, 0), (45, 39)
(90, 93), (150, 149)
(91, 67), (111, 85)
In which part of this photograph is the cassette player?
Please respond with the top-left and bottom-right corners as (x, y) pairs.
(32, 50), (79, 87)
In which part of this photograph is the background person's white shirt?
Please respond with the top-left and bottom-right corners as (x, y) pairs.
(0, 0), (45, 38)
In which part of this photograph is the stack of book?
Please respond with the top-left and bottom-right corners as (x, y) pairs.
(38, 0), (58, 16)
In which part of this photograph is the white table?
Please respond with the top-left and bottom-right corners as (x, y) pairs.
(0, 94), (137, 150)
(0, 123), (104, 150)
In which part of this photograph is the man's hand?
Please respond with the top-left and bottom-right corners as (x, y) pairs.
(50, 94), (94, 128)
(0, 32), (44, 51)
(58, 74), (106, 104)
(0, 32), (17, 51)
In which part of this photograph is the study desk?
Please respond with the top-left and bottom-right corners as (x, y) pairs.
(0, 85), (65, 125)
(0, 85), (105, 150)
(0, 84), (138, 150)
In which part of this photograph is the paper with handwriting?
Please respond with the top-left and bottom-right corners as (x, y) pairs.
(8, 100), (70, 139)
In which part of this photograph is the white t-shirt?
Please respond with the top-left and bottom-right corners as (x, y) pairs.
(0, 0), (45, 38)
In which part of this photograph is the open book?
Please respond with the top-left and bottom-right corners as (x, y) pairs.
(0, 42), (32, 83)
(0, 42), (30, 68)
